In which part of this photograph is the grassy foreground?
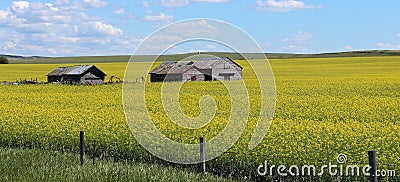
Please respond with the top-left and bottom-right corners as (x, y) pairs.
(0, 147), (227, 182)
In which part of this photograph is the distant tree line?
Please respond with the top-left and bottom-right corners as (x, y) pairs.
(0, 56), (8, 64)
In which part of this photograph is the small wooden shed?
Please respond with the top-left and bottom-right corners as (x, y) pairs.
(46, 65), (107, 84)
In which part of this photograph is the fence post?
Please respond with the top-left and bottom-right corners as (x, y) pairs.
(80, 131), (85, 165)
(93, 140), (96, 165)
(200, 136), (206, 175)
(368, 150), (378, 182)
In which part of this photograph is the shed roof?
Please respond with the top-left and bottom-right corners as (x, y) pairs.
(148, 57), (242, 75)
(193, 57), (243, 69)
(149, 61), (194, 74)
(46, 65), (106, 76)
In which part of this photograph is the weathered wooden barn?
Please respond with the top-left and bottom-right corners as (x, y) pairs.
(194, 57), (243, 81)
(148, 57), (242, 82)
(46, 65), (107, 84)
(148, 61), (204, 82)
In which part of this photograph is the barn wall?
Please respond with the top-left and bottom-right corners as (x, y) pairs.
(86, 67), (106, 80)
(182, 74), (205, 81)
(182, 67), (204, 81)
(80, 72), (104, 84)
(198, 69), (213, 81)
(151, 74), (185, 82)
(232, 64), (243, 80)
(48, 76), (62, 83)
(150, 73), (183, 82)
(150, 74), (166, 82)
(164, 74), (182, 82)
(62, 75), (81, 83)
(209, 62), (242, 81)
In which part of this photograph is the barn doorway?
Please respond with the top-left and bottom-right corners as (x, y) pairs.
(204, 74), (212, 81)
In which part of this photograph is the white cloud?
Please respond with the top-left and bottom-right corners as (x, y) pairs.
(55, 0), (70, 5)
(280, 31), (312, 53)
(11, 1), (30, 13)
(137, 19), (220, 54)
(376, 42), (392, 48)
(82, 0), (108, 9)
(89, 21), (123, 36)
(160, 0), (228, 7)
(142, 1), (150, 7)
(113, 8), (125, 14)
(3, 41), (18, 51)
(0, 10), (9, 19)
(163, 19), (217, 36)
(165, 42), (231, 54)
(0, 1), (137, 56)
(193, 0), (229, 2)
(161, 0), (189, 7)
(397, 34), (400, 38)
(281, 45), (307, 52)
(144, 12), (174, 22)
(256, 0), (319, 12)
(45, 3), (59, 11)
(283, 31), (312, 44)
(343, 45), (353, 50)
(0, 2), (121, 35)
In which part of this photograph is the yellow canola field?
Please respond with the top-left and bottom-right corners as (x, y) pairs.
(0, 57), (399, 177)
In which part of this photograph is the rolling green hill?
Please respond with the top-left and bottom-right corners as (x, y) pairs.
(4, 50), (400, 64)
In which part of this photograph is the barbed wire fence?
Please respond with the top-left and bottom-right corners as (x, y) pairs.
(0, 130), (397, 181)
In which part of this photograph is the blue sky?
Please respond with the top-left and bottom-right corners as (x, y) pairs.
(0, 0), (399, 56)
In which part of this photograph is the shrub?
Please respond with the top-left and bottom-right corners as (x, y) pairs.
(0, 56), (8, 64)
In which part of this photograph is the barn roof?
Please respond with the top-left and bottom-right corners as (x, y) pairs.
(46, 65), (106, 76)
(194, 57), (243, 69)
(149, 61), (194, 74)
(148, 57), (242, 75)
